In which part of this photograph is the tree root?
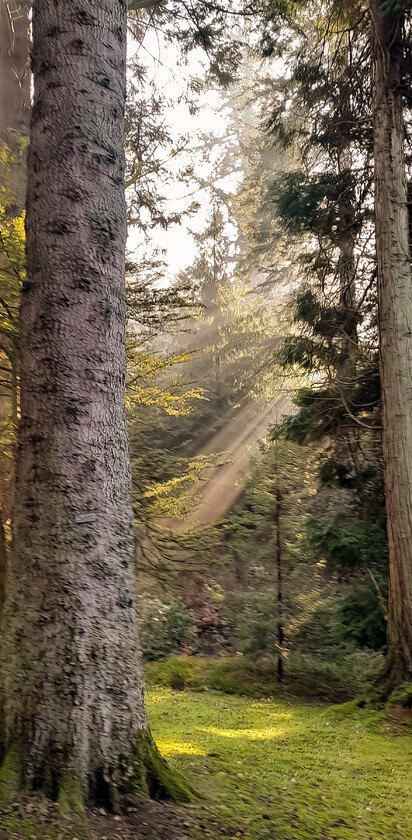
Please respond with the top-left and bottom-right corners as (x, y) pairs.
(58, 773), (88, 839)
(0, 745), (21, 811)
(0, 727), (196, 838)
(123, 728), (198, 802)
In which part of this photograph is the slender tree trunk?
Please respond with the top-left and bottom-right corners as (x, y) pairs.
(275, 486), (283, 682)
(0, 508), (6, 627)
(336, 227), (357, 386)
(370, 0), (412, 685)
(336, 108), (358, 391)
(10, 351), (18, 429)
(0, 0), (31, 208)
(0, 0), (182, 803)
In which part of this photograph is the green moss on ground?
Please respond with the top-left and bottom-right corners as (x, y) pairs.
(0, 769), (88, 839)
(0, 745), (21, 811)
(0, 812), (58, 840)
(325, 699), (364, 716)
(146, 684), (412, 840)
(123, 727), (196, 802)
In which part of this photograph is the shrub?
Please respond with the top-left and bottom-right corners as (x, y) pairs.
(227, 589), (279, 658)
(340, 649), (384, 693)
(332, 580), (387, 650)
(138, 595), (195, 661)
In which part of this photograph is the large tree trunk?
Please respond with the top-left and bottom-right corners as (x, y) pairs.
(370, 0), (412, 686)
(0, 0), (190, 805)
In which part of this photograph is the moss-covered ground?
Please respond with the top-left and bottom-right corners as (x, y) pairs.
(1, 668), (411, 840)
(147, 686), (412, 840)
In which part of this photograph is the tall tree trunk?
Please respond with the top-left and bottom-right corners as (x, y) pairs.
(275, 486), (283, 682)
(10, 350), (18, 429)
(370, 0), (412, 686)
(335, 73), (358, 397)
(0, 508), (6, 628)
(336, 215), (357, 386)
(0, 0), (190, 805)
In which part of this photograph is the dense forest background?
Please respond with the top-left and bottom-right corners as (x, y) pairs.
(0, 2), (410, 704)
(0, 0), (397, 703)
(123, 3), (390, 700)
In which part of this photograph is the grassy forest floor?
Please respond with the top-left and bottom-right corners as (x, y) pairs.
(1, 665), (411, 840)
(146, 686), (412, 840)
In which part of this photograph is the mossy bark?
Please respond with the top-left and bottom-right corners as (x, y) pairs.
(0, 0), (196, 816)
(57, 774), (88, 840)
(0, 745), (21, 811)
(387, 682), (412, 710)
(123, 729), (197, 803)
(0, 0), (147, 797)
(0, 733), (195, 840)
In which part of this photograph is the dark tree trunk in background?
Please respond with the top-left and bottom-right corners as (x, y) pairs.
(370, 0), (412, 686)
(0, 0), (150, 799)
(0, 511), (6, 627)
(336, 149), (358, 389)
(275, 487), (283, 682)
(0, 0), (31, 208)
(0, 0), (31, 635)
(0, 0), (30, 140)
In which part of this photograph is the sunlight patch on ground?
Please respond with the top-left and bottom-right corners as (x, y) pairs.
(196, 725), (286, 739)
(156, 739), (206, 757)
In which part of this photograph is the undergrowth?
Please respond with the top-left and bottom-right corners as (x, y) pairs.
(145, 650), (383, 703)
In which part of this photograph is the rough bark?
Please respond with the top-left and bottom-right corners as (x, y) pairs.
(0, 0), (155, 799)
(370, 0), (412, 685)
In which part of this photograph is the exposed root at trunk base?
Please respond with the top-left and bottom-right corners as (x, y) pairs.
(123, 729), (197, 802)
(0, 745), (21, 811)
(0, 752), (88, 838)
(377, 648), (412, 698)
(58, 774), (88, 839)
(384, 681), (412, 718)
(0, 729), (196, 838)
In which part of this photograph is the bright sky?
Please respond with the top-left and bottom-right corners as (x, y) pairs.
(126, 30), (242, 280)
